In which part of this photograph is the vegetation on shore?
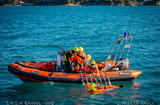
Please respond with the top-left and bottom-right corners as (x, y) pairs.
(0, 0), (160, 6)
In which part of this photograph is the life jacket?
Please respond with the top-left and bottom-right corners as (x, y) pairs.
(69, 54), (75, 63)
(76, 52), (86, 64)
(65, 51), (85, 72)
(72, 54), (81, 72)
(85, 64), (99, 73)
(73, 52), (86, 72)
(66, 49), (73, 55)
(63, 49), (74, 62)
(74, 54), (82, 64)
(89, 83), (96, 92)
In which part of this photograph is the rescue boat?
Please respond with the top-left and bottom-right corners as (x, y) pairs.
(8, 34), (142, 83)
(8, 61), (142, 83)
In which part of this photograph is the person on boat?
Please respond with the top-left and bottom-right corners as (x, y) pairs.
(85, 60), (99, 73)
(85, 54), (91, 65)
(63, 47), (79, 72)
(74, 47), (86, 72)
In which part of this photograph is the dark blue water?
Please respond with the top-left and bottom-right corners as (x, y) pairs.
(0, 6), (160, 105)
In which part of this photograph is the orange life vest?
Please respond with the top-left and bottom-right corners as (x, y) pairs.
(77, 52), (86, 64)
(64, 49), (73, 62)
(85, 64), (99, 73)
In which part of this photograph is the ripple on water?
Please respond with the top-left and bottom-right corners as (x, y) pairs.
(0, 6), (160, 104)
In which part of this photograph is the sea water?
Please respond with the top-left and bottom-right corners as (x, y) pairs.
(0, 6), (160, 104)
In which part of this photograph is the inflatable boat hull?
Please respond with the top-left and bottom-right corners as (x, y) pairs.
(8, 62), (142, 83)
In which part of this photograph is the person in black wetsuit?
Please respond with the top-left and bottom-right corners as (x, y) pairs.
(63, 47), (79, 72)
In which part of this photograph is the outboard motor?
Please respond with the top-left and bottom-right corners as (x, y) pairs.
(116, 58), (129, 70)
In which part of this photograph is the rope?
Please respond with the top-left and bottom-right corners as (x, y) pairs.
(84, 71), (88, 83)
(81, 71), (85, 85)
(106, 73), (112, 86)
(94, 73), (98, 85)
(101, 71), (108, 86)
(90, 74), (93, 83)
(97, 69), (103, 86)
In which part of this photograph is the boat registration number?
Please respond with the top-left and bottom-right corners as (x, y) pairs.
(119, 72), (131, 76)
(30, 71), (39, 74)
(54, 74), (69, 78)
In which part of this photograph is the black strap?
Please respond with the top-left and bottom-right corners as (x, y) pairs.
(76, 53), (85, 59)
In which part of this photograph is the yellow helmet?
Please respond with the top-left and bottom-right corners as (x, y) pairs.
(94, 64), (98, 68)
(87, 54), (91, 60)
(79, 47), (83, 52)
(73, 47), (78, 52)
(90, 60), (96, 65)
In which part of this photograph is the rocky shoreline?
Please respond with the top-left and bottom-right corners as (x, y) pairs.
(1, 0), (160, 6)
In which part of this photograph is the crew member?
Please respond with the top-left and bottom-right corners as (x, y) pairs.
(85, 60), (99, 73)
(74, 47), (86, 72)
(85, 54), (91, 65)
(63, 47), (79, 72)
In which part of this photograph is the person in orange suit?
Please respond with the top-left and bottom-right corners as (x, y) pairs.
(85, 60), (99, 73)
(76, 47), (86, 72)
(72, 47), (86, 72)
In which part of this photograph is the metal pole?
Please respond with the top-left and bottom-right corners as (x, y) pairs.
(105, 36), (119, 65)
(118, 37), (127, 62)
(111, 38), (123, 66)
(126, 37), (132, 58)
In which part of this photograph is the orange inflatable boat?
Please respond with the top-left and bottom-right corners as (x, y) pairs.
(8, 35), (142, 83)
(8, 60), (142, 83)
